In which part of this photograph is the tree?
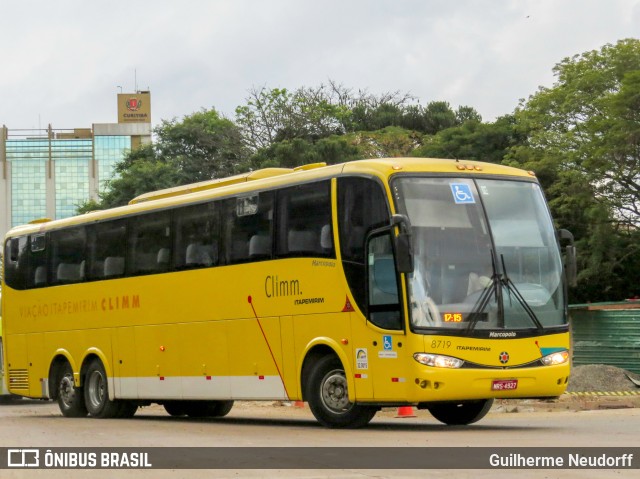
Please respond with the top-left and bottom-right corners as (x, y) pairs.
(422, 101), (458, 134)
(513, 39), (640, 228)
(413, 114), (524, 163)
(507, 39), (640, 301)
(249, 135), (362, 169)
(235, 85), (348, 151)
(82, 108), (249, 210)
(154, 109), (248, 183)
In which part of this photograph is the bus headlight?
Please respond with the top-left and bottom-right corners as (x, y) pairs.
(414, 353), (464, 369)
(540, 350), (569, 366)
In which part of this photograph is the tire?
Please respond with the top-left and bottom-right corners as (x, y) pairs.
(83, 358), (123, 419)
(56, 362), (88, 418)
(306, 355), (377, 428)
(205, 400), (234, 417)
(183, 400), (235, 418)
(164, 401), (188, 417)
(428, 399), (494, 425)
(117, 401), (139, 418)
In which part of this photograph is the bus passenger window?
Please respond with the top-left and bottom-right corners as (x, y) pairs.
(3, 236), (28, 290)
(224, 192), (273, 264)
(175, 202), (220, 269)
(29, 234), (48, 288)
(86, 220), (127, 280)
(50, 227), (87, 285)
(276, 181), (333, 258)
(130, 212), (172, 275)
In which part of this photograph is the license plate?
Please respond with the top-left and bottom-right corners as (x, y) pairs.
(491, 379), (518, 391)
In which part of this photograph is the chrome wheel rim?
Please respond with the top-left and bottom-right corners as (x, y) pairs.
(86, 369), (105, 410)
(59, 374), (76, 408)
(320, 369), (352, 414)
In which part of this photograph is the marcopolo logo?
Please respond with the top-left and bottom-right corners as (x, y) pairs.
(499, 352), (510, 364)
(489, 331), (517, 338)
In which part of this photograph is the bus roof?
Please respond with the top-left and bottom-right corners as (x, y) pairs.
(4, 158), (534, 239)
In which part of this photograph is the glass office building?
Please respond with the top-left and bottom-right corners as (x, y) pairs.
(1, 123), (150, 240)
(95, 135), (132, 191)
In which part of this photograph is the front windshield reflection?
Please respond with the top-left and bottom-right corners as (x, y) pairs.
(392, 177), (566, 332)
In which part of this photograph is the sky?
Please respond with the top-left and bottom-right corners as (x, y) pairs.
(0, 0), (639, 130)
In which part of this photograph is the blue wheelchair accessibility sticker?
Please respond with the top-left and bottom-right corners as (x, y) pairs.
(383, 335), (393, 351)
(450, 183), (475, 204)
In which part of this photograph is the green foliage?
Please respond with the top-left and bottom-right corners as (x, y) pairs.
(153, 109), (248, 183)
(413, 114), (523, 163)
(235, 85), (347, 150)
(508, 38), (640, 301)
(344, 127), (423, 158)
(86, 108), (248, 210)
(248, 126), (424, 169)
(236, 82), (480, 151)
(250, 135), (363, 169)
(87, 45), (640, 301)
(99, 161), (181, 209)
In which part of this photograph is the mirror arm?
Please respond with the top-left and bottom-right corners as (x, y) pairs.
(391, 214), (412, 235)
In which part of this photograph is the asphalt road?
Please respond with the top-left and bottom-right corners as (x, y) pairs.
(0, 399), (638, 478)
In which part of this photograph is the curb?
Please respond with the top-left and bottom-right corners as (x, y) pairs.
(564, 391), (640, 397)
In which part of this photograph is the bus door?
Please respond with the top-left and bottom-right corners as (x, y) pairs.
(365, 231), (409, 401)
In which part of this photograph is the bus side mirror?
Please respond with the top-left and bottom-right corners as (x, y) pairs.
(391, 214), (414, 274)
(393, 233), (414, 274)
(559, 229), (577, 287)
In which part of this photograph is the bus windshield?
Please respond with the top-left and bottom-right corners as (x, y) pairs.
(392, 177), (566, 332)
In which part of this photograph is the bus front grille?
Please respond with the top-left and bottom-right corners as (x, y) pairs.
(8, 369), (29, 390)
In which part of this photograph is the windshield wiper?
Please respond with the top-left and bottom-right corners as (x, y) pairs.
(499, 255), (544, 331)
(466, 252), (544, 333)
(466, 250), (503, 334)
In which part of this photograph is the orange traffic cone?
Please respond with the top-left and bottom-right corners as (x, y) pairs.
(396, 406), (416, 418)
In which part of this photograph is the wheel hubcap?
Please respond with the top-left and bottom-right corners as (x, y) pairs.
(59, 375), (75, 407)
(320, 369), (352, 413)
(87, 370), (105, 409)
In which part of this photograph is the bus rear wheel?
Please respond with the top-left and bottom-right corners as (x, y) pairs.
(84, 358), (136, 418)
(427, 399), (494, 425)
(56, 362), (87, 418)
(163, 401), (188, 417)
(306, 355), (377, 428)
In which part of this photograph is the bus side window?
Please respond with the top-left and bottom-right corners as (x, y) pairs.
(87, 220), (128, 280)
(29, 234), (48, 288)
(130, 211), (172, 275)
(175, 202), (220, 269)
(276, 181), (333, 258)
(50, 227), (87, 285)
(3, 236), (28, 290)
(224, 192), (274, 264)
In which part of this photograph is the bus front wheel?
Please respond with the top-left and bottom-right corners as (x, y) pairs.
(306, 355), (377, 428)
(56, 362), (88, 418)
(427, 399), (494, 425)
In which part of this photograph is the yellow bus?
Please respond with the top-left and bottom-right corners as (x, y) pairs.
(1, 293), (9, 397)
(1, 158), (574, 427)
